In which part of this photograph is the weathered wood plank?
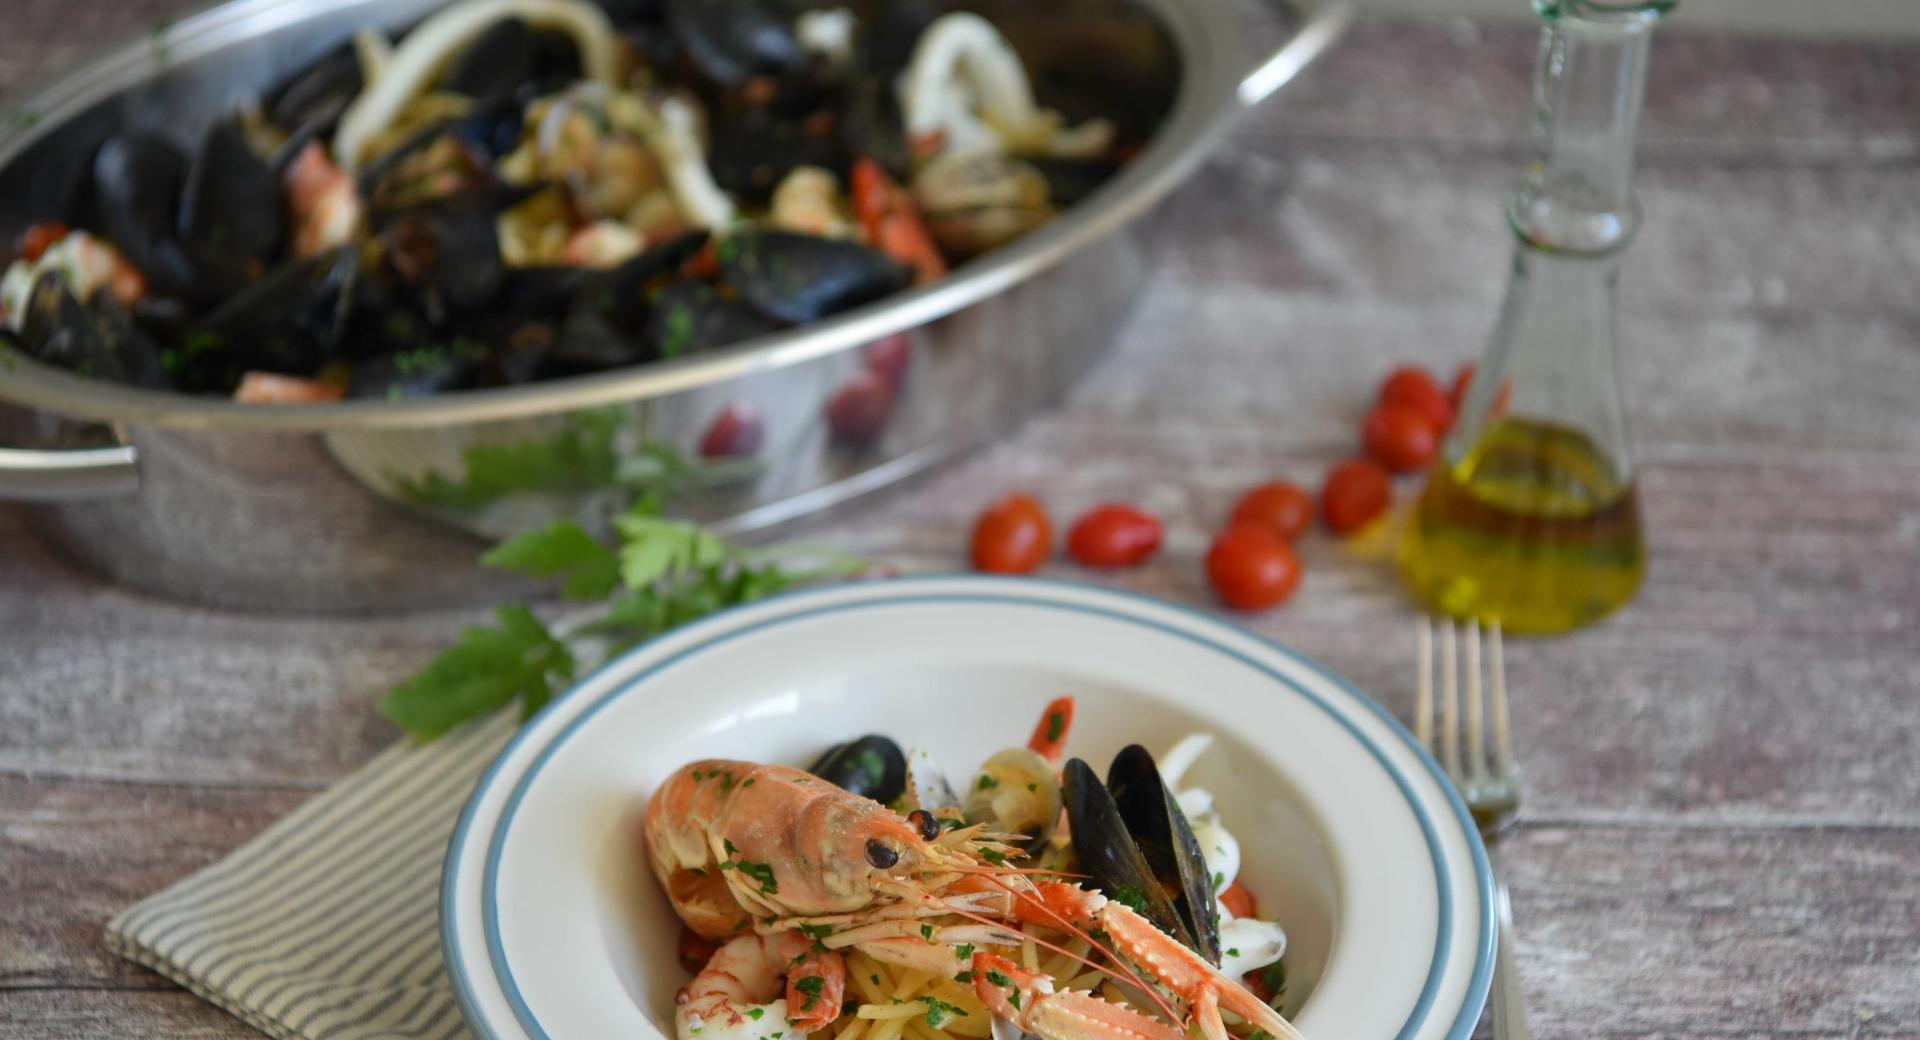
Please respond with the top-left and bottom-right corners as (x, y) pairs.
(0, 779), (304, 990)
(0, 989), (248, 1039)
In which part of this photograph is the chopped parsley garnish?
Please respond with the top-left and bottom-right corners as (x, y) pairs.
(1213, 871), (1225, 891)
(920, 924), (934, 941)
(953, 970), (976, 983)
(1045, 710), (1066, 742)
(979, 847), (1008, 866)
(985, 970), (1013, 988)
(724, 839), (739, 855)
(1113, 886), (1150, 913)
(923, 997), (969, 1028)
(1227, 947), (1241, 957)
(1026, 783), (1037, 792)
(955, 943), (975, 960)
(743, 778), (755, 787)
(736, 860), (778, 894)
(747, 1008), (765, 1021)
(976, 774), (999, 791)
(1008, 991), (1022, 1010)
(870, 974), (881, 985)
(794, 975), (825, 1011)
(797, 923), (835, 941)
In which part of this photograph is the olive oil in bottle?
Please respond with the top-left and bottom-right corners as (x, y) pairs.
(1400, 0), (1670, 634)
(1401, 417), (1645, 633)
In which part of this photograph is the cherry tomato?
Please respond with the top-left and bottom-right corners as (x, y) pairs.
(699, 401), (764, 458)
(1228, 481), (1313, 543)
(1380, 365), (1453, 432)
(1067, 504), (1164, 568)
(971, 493), (1053, 574)
(1205, 525), (1302, 611)
(15, 221), (69, 263)
(1219, 879), (1259, 919)
(825, 369), (894, 444)
(863, 332), (911, 390)
(1363, 403), (1440, 473)
(678, 925), (720, 973)
(1321, 458), (1393, 535)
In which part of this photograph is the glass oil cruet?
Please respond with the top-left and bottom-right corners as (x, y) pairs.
(1401, 0), (1672, 634)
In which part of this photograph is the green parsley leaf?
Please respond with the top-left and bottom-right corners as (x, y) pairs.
(1008, 991), (1022, 1010)
(953, 970), (976, 983)
(922, 997), (968, 1028)
(985, 970), (1013, 988)
(920, 924), (934, 941)
(979, 847), (1008, 866)
(379, 605), (573, 740)
(481, 520), (621, 600)
(737, 860), (778, 894)
(1045, 710), (1065, 743)
(976, 774), (999, 791)
(955, 944), (975, 960)
(747, 1008), (765, 1021)
(396, 408), (625, 510)
(1227, 947), (1241, 957)
(794, 975), (825, 1011)
(1112, 886), (1150, 913)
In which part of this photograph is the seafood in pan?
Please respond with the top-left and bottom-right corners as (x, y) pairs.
(0, 0), (1160, 403)
(642, 698), (1301, 1040)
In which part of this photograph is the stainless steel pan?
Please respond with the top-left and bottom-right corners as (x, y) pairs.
(0, 0), (1348, 612)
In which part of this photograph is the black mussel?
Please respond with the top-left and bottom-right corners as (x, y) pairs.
(719, 230), (910, 325)
(580, 229), (711, 328)
(709, 111), (845, 204)
(348, 342), (473, 399)
(178, 118), (286, 295)
(383, 204), (504, 323)
(861, 0), (939, 80)
(266, 43), (362, 134)
(809, 735), (907, 804)
(1062, 757), (1201, 956)
(642, 281), (776, 358)
(185, 247), (359, 383)
(1106, 745), (1221, 964)
(443, 18), (539, 100)
(594, 0), (667, 27)
(544, 307), (639, 373)
(91, 133), (201, 299)
(667, 0), (806, 88)
(17, 272), (168, 389)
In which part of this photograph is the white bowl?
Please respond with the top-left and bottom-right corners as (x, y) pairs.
(442, 576), (1494, 1040)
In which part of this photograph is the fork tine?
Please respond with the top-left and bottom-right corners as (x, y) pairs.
(1439, 619), (1459, 779)
(1465, 620), (1485, 783)
(1415, 620), (1434, 749)
(1488, 621), (1514, 776)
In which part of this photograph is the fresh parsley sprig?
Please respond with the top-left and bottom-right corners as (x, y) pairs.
(380, 504), (866, 742)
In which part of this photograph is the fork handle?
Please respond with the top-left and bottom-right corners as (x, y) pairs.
(1489, 852), (1532, 1039)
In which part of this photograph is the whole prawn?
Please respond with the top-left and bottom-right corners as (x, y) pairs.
(642, 747), (1306, 1040)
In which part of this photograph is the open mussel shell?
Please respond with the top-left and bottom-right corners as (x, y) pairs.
(963, 747), (1063, 850)
(18, 273), (168, 389)
(900, 748), (962, 818)
(1062, 757), (1195, 952)
(1105, 744), (1221, 964)
(719, 229), (911, 325)
(808, 734), (907, 804)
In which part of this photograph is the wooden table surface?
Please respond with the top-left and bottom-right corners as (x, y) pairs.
(4, 7), (1919, 1038)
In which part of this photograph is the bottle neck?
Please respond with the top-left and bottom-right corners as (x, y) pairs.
(1507, 4), (1666, 256)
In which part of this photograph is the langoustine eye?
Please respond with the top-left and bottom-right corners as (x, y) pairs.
(865, 838), (900, 868)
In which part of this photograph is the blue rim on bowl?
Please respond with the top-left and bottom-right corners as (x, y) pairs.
(442, 576), (1496, 1040)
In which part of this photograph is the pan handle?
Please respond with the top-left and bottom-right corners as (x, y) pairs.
(1237, 0), (1355, 108)
(0, 445), (140, 501)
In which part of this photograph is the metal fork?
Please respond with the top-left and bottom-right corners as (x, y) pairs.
(1416, 619), (1530, 1040)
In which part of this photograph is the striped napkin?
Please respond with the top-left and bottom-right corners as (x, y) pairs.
(104, 713), (519, 1040)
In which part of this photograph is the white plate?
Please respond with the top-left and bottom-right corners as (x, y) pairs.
(443, 576), (1494, 1040)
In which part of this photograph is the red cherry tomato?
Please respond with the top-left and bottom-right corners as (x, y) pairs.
(1362, 404), (1440, 474)
(15, 221), (69, 263)
(863, 332), (911, 390)
(1321, 458), (1393, 535)
(971, 493), (1053, 574)
(1067, 504), (1163, 568)
(699, 401), (765, 458)
(1205, 525), (1302, 611)
(1380, 365), (1453, 432)
(825, 369), (894, 444)
(1228, 481), (1313, 543)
